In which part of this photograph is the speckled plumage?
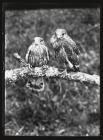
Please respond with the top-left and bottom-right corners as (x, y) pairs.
(50, 29), (80, 72)
(25, 37), (49, 92)
(26, 37), (49, 67)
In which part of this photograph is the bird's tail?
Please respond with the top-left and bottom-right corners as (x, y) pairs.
(26, 77), (45, 92)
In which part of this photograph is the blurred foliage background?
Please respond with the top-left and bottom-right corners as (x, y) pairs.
(5, 9), (100, 136)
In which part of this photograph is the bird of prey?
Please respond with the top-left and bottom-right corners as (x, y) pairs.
(25, 37), (49, 92)
(50, 28), (80, 72)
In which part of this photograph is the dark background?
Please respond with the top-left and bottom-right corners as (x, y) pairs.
(5, 9), (100, 136)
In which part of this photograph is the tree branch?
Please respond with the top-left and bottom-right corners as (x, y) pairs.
(87, 23), (100, 32)
(5, 66), (100, 87)
(5, 53), (100, 87)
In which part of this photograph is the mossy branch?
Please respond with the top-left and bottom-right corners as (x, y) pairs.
(5, 53), (100, 87)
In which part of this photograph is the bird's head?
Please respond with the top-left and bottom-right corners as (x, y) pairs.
(55, 28), (68, 40)
(50, 29), (68, 49)
(34, 37), (45, 45)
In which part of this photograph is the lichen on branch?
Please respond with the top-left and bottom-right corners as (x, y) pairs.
(5, 53), (100, 87)
(5, 66), (100, 87)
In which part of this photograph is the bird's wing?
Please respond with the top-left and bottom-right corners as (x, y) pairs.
(61, 40), (79, 66)
(66, 36), (80, 55)
(44, 45), (49, 62)
(28, 50), (39, 67)
(72, 44), (80, 55)
(25, 44), (42, 67)
(25, 44), (33, 63)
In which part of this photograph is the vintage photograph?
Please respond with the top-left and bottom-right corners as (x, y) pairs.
(5, 8), (100, 136)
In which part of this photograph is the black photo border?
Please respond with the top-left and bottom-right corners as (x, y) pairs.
(1, 0), (102, 139)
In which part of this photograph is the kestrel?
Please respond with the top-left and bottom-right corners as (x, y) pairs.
(25, 37), (49, 92)
(50, 28), (80, 72)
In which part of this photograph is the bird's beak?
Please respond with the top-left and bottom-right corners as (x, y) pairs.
(57, 35), (61, 38)
(57, 36), (62, 41)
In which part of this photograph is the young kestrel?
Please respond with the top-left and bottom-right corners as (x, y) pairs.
(25, 37), (49, 92)
(50, 28), (80, 72)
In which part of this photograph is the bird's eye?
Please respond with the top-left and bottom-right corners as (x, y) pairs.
(40, 39), (43, 42)
(62, 33), (65, 36)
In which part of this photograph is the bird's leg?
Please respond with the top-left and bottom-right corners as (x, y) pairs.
(66, 59), (74, 70)
(61, 46), (74, 70)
